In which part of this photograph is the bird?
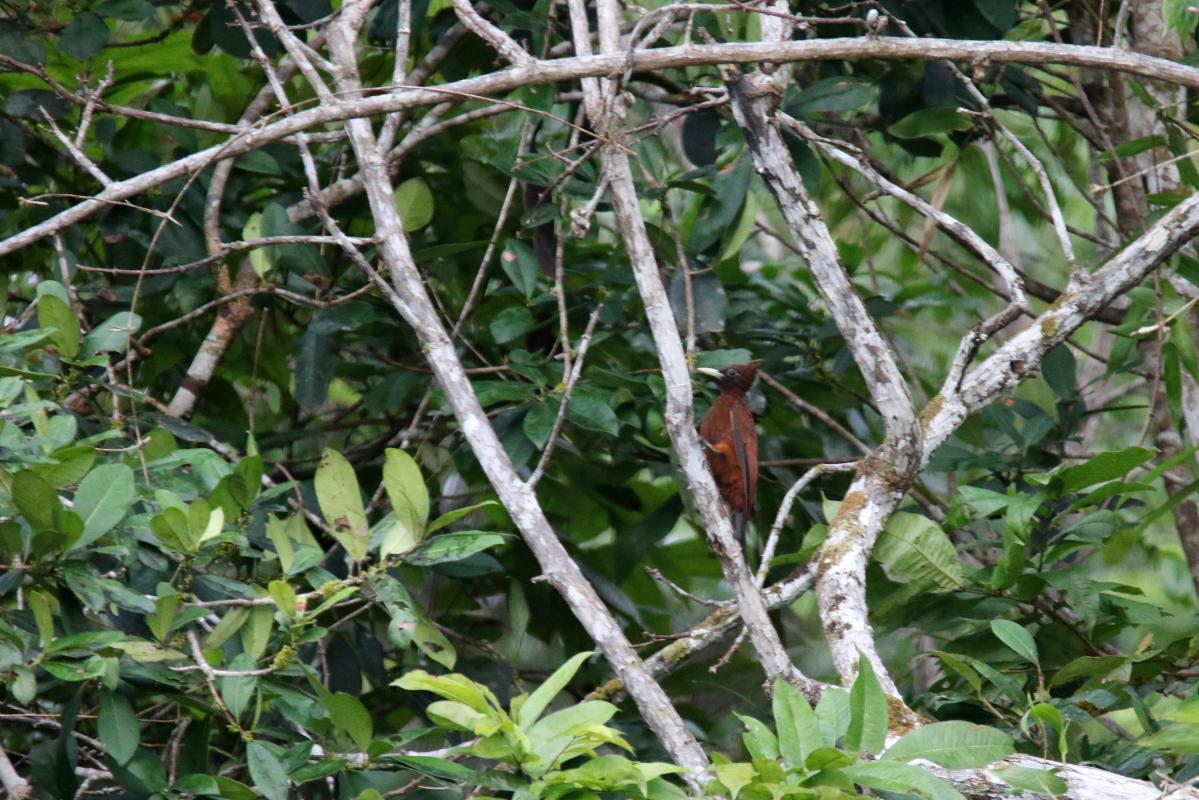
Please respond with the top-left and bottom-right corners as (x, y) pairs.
(696, 362), (759, 546)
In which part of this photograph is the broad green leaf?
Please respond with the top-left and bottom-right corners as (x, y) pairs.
(246, 741), (289, 800)
(413, 618), (457, 668)
(383, 448), (429, 554)
(266, 516), (295, 573)
(1049, 655), (1126, 687)
(499, 238), (540, 299)
(394, 177), (435, 231)
(98, 690), (139, 765)
(329, 692), (373, 750)
(736, 714), (779, 761)
(874, 512), (963, 590)
(220, 655), (258, 719)
(426, 500), (501, 534)
(991, 765), (1068, 796)
(13, 470), (59, 533)
(843, 761), (965, 800)
(242, 605), (274, 660)
(268, 580), (298, 620)
(37, 294), (80, 358)
(59, 11), (109, 60)
(772, 678), (820, 768)
(789, 76), (877, 115)
(932, 651), (983, 694)
(516, 651), (593, 729)
(314, 449), (370, 561)
(714, 762), (756, 800)
(34, 445), (95, 488)
(406, 532), (506, 565)
(490, 305), (534, 344)
(1056, 446), (1154, 492)
(883, 721), (1014, 768)
(888, 107), (972, 139)
(990, 620), (1039, 665)
(394, 670), (501, 715)
(427, 700), (499, 735)
(815, 686), (851, 747)
(72, 464), (135, 549)
(27, 589), (55, 647)
(81, 312), (142, 356)
(1140, 723), (1199, 753)
(846, 654), (888, 755)
(205, 608), (250, 650)
(1165, 0), (1199, 37)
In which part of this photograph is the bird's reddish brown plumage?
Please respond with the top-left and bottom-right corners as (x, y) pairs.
(699, 363), (759, 544)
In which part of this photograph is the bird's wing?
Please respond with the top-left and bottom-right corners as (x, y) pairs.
(729, 406), (753, 513)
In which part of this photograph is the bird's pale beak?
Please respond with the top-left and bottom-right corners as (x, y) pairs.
(696, 368), (722, 379)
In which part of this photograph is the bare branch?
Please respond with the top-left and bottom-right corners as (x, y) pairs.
(450, 0), (534, 66)
(8, 35), (1199, 259)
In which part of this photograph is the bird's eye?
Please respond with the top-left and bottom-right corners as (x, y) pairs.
(725, 368), (740, 379)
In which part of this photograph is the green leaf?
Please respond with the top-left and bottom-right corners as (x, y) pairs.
(81, 312), (142, 356)
(220, 655), (258, 718)
(789, 76), (877, 115)
(883, 721), (1014, 768)
(517, 651), (592, 729)
(413, 618), (457, 669)
(37, 294), (80, 359)
(991, 765), (1067, 795)
(13, 470), (59, 533)
(736, 714), (779, 761)
(888, 107), (972, 139)
(383, 448), (429, 555)
(714, 762), (756, 800)
(772, 678), (820, 769)
(846, 654), (888, 755)
(815, 686), (851, 747)
(843, 761), (965, 800)
(1165, 0), (1199, 37)
(72, 464), (135, 549)
(34, 445), (95, 488)
(489, 306), (534, 344)
(246, 741), (289, 800)
(329, 692), (374, 750)
(1049, 655), (1126, 687)
(499, 238), (540, 299)
(394, 177), (435, 231)
(523, 396), (559, 449)
(268, 580), (298, 620)
(314, 449), (370, 561)
(406, 532), (506, 565)
(566, 389), (620, 437)
(874, 512), (963, 590)
(266, 516), (295, 573)
(98, 691), (139, 765)
(59, 11), (109, 61)
(1140, 723), (1199, 753)
(394, 670), (501, 715)
(990, 620), (1039, 665)
(426, 500), (500, 534)
(1056, 446), (1154, 493)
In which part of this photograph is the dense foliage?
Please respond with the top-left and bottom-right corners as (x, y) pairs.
(5, 0), (1199, 798)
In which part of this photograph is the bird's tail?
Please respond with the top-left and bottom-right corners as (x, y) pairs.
(733, 510), (746, 549)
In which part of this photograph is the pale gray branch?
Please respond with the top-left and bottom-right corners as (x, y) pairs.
(8, 36), (1199, 259)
